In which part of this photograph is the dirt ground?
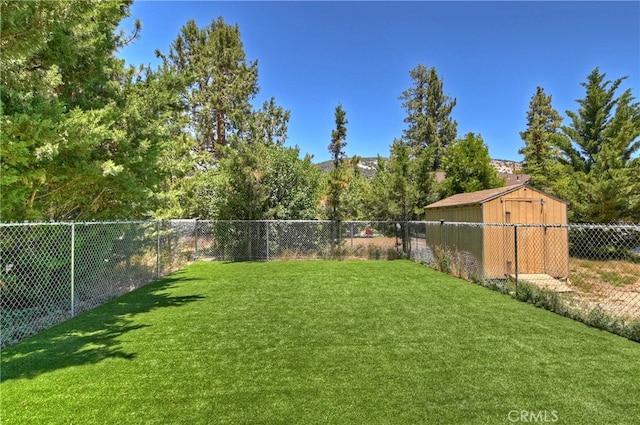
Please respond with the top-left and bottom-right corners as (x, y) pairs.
(567, 258), (640, 320)
(346, 236), (399, 248)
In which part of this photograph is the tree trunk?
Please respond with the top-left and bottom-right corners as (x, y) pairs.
(216, 108), (226, 154)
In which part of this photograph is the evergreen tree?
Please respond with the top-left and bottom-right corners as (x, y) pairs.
(559, 68), (640, 222)
(325, 104), (349, 257)
(0, 0), (164, 221)
(389, 141), (413, 222)
(155, 17), (268, 219)
(158, 17), (259, 156)
(184, 102), (321, 221)
(367, 140), (420, 248)
(370, 140), (413, 222)
(399, 64), (457, 171)
(518, 87), (567, 193)
(152, 67), (203, 219)
(195, 143), (322, 221)
(327, 104), (349, 221)
(248, 97), (290, 147)
(396, 64), (455, 212)
(560, 68), (639, 173)
(216, 144), (270, 221)
(262, 148), (322, 220)
(386, 140), (413, 251)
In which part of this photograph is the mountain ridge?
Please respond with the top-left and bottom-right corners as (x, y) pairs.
(315, 157), (523, 179)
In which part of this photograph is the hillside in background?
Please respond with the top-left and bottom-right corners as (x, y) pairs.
(490, 159), (522, 174)
(316, 157), (523, 179)
(315, 157), (381, 178)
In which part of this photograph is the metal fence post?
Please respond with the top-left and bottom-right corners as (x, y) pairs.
(266, 221), (270, 261)
(444, 222), (448, 249)
(350, 222), (354, 249)
(404, 220), (410, 257)
(156, 220), (161, 279)
(338, 220), (342, 259)
(514, 224), (519, 294)
(70, 222), (75, 318)
(194, 218), (199, 260)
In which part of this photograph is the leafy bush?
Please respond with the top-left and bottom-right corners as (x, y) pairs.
(622, 319), (640, 342)
(515, 280), (569, 316)
(0, 225), (71, 311)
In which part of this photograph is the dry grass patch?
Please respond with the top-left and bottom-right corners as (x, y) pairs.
(568, 258), (640, 320)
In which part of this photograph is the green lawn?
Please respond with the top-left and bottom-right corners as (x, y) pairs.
(1, 260), (639, 424)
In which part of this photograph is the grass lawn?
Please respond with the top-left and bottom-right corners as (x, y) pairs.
(1, 260), (639, 424)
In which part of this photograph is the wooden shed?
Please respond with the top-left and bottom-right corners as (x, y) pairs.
(424, 184), (568, 279)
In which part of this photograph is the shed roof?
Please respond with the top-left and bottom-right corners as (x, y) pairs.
(425, 184), (565, 210)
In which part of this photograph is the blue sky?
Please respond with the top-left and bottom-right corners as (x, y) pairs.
(118, 1), (639, 163)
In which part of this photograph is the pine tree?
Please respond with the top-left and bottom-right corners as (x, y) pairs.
(159, 17), (259, 156)
(262, 147), (322, 220)
(387, 140), (413, 251)
(518, 87), (567, 193)
(325, 104), (349, 256)
(559, 68), (640, 222)
(560, 68), (639, 173)
(366, 156), (394, 220)
(327, 104), (349, 222)
(399, 64), (457, 171)
(0, 0), (163, 221)
(248, 97), (291, 147)
(338, 156), (371, 220)
(396, 64), (455, 213)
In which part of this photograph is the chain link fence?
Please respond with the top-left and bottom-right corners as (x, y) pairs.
(195, 220), (402, 261)
(409, 221), (640, 341)
(2, 220), (639, 348)
(0, 220), (402, 348)
(0, 220), (188, 349)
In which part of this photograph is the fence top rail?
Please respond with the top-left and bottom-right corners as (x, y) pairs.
(0, 221), (73, 227)
(568, 223), (640, 230)
(0, 220), (154, 227)
(193, 220), (402, 224)
(1, 219), (637, 229)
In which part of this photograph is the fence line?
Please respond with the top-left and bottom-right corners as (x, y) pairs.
(408, 221), (640, 341)
(1, 220), (639, 348)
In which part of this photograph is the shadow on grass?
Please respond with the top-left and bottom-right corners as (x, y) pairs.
(0, 272), (204, 383)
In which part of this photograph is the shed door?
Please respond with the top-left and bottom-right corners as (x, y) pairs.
(504, 199), (545, 274)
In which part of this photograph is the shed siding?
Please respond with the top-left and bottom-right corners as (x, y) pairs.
(483, 225), (515, 278)
(424, 205), (482, 223)
(482, 199), (506, 223)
